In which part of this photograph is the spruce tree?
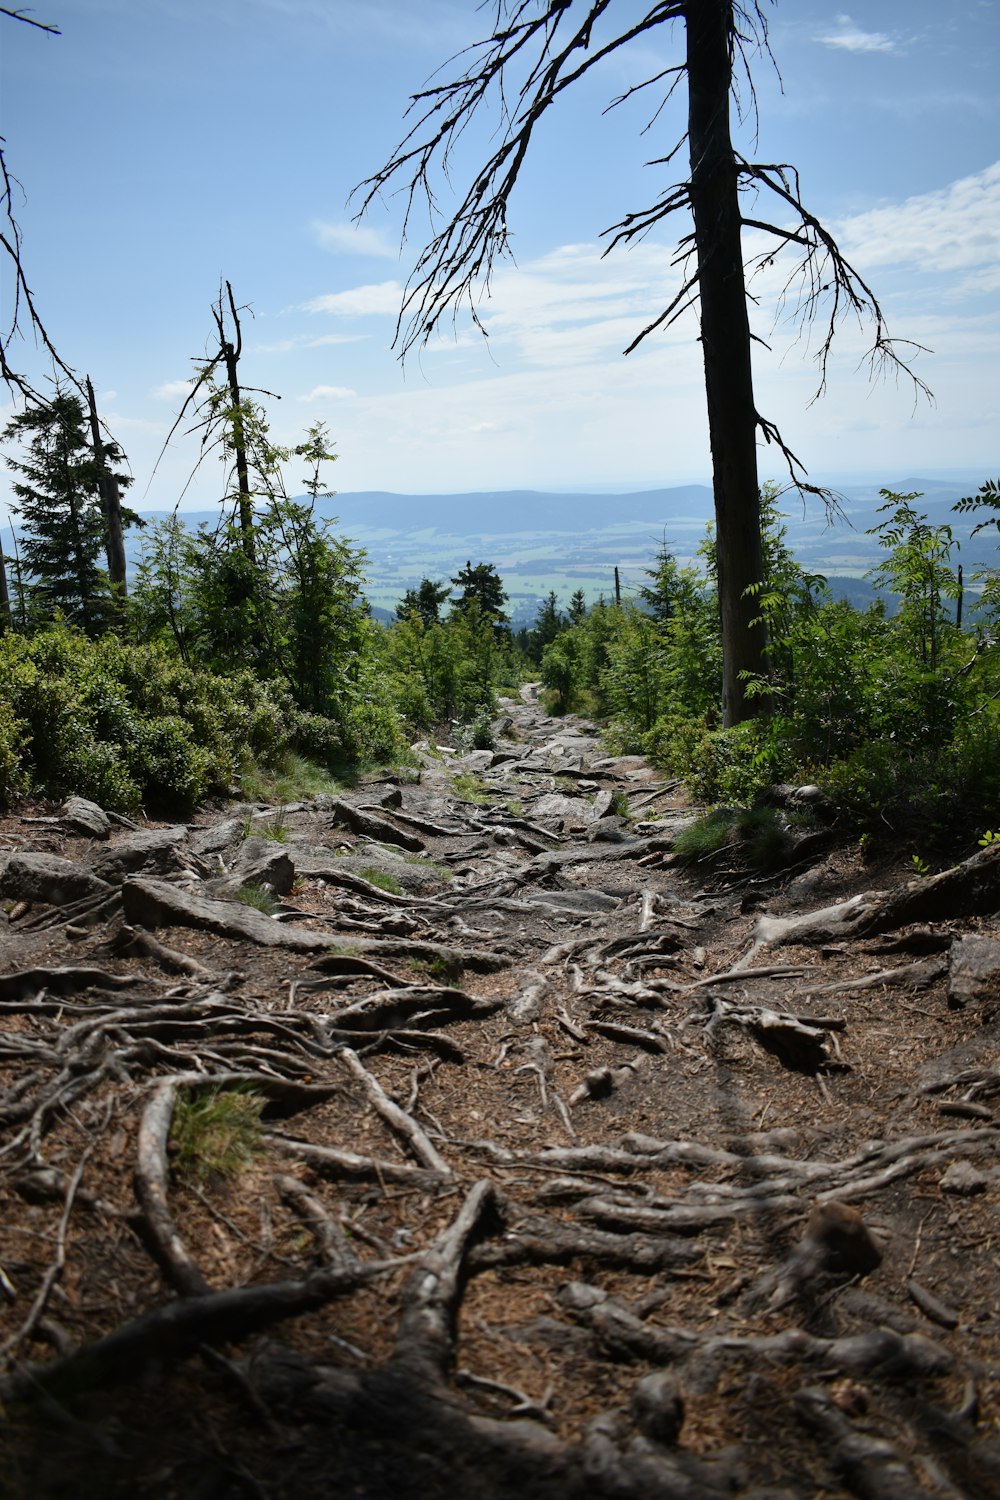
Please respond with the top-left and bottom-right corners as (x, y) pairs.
(3, 391), (132, 634)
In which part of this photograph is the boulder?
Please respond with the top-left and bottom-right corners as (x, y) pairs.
(0, 852), (112, 907)
(61, 796), (112, 839)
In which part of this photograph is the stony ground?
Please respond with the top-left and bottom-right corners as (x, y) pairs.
(0, 687), (998, 1500)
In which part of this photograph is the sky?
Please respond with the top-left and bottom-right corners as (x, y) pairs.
(1, 0), (998, 512)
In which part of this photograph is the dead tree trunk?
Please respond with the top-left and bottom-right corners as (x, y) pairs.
(686, 0), (768, 726)
(86, 376), (128, 603)
(214, 282), (256, 561)
(0, 533), (10, 635)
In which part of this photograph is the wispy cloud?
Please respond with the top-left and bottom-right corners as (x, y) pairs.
(151, 379), (194, 401)
(837, 161), (1000, 278)
(253, 332), (368, 354)
(819, 15), (896, 53)
(296, 384), (357, 402)
(304, 281), (404, 316)
(311, 219), (398, 258)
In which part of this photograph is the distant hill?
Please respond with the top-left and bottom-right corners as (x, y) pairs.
(117, 475), (996, 627)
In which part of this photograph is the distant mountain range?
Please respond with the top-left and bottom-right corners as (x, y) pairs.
(131, 476), (992, 627)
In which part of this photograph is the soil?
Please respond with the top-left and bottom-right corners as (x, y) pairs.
(0, 687), (997, 1500)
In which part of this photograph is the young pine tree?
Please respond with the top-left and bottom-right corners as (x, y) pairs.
(3, 391), (133, 635)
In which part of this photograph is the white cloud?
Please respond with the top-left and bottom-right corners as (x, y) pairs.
(303, 281), (404, 316)
(253, 332), (368, 354)
(151, 378), (195, 401)
(312, 219), (398, 258)
(819, 16), (896, 53)
(837, 161), (1000, 277)
(296, 384), (357, 402)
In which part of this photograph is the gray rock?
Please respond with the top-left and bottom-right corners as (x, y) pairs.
(591, 789), (617, 819)
(90, 827), (192, 885)
(121, 875), (331, 950)
(527, 888), (621, 915)
(586, 816), (629, 843)
(189, 816), (248, 858)
(214, 837), (296, 898)
(940, 1160), (990, 1196)
(949, 935), (1000, 1008)
(61, 796), (112, 839)
(530, 793), (588, 823)
(0, 852), (112, 907)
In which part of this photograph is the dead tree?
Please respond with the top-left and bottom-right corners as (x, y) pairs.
(85, 376), (129, 601)
(355, 0), (930, 726)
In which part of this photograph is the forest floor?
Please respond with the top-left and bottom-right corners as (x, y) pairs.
(0, 688), (998, 1500)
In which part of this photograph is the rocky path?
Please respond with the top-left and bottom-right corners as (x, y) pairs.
(0, 689), (998, 1499)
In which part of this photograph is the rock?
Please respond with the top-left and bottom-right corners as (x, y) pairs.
(948, 935), (1000, 1008)
(328, 798), (425, 853)
(0, 853), (112, 907)
(591, 789), (616, 819)
(189, 816), (248, 858)
(121, 875), (331, 950)
(213, 838), (296, 898)
(526, 889), (621, 915)
(586, 817), (629, 843)
(940, 1160), (990, 1196)
(631, 1372), (685, 1445)
(90, 827), (192, 885)
(61, 796), (112, 839)
(455, 750), (495, 774)
(531, 794), (587, 823)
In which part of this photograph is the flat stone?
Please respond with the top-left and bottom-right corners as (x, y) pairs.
(189, 816), (248, 858)
(586, 817), (629, 843)
(90, 827), (192, 885)
(0, 852), (112, 907)
(214, 838), (296, 898)
(940, 1160), (990, 1196)
(948, 935), (1000, 1008)
(531, 793), (588, 822)
(526, 889), (621, 915)
(121, 875), (331, 950)
(61, 796), (112, 839)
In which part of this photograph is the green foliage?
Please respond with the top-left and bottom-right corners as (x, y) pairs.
(673, 805), (794, 873)
(451, 772), (489, 804)
(396, 577), (451, 625)
(170, 1088), (265, 1186)
(238, 751), (338, 805)
(953, 478), (1000, 622)
(450, 560), (509, 624)
(3, 390), (139, 635)
(867, 491), (961, 667)
(384, 599), (519, 731)
(0, 624), (347, 811)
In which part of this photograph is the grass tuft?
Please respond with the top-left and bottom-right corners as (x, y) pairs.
(358, 866), (404, 895)
(235, 882), (281, 914)
(170, 1088), (265, 1186)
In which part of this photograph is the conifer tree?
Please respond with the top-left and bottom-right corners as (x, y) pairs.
(2, 390), (133, 635)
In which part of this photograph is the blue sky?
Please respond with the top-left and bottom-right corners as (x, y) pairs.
(1, 0), (997, 510)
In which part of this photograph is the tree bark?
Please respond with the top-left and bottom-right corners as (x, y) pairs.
(217, 283), (256, 560)
(686, 0), (768, 726)
(0, 532), (9, 635)
(86, 376), (128, 602)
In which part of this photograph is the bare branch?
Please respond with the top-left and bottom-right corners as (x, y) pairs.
(0, 7), (60, 34)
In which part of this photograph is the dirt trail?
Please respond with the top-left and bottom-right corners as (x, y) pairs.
(0, 689), (998, 1499)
